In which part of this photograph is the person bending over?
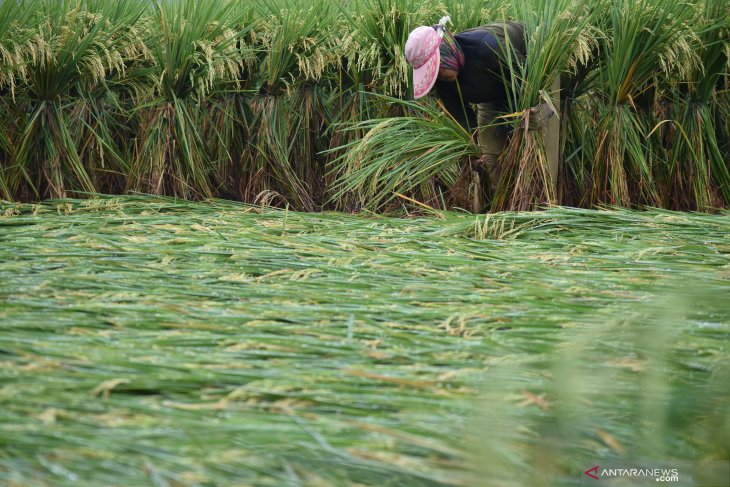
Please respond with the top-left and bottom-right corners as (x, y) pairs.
(405, 18), (559, 196)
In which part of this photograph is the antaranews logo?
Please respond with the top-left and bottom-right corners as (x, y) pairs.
(583, 465), (681, 483)
(581, 460), (729, 486)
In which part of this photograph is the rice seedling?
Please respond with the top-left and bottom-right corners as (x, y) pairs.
(0, 197), (728, 485)
(322, 0), (439, 212)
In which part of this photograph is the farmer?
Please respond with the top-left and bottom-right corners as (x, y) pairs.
(405, 18), (560, 196)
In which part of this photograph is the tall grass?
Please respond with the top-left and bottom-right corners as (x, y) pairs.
(0, 0), (728, 211)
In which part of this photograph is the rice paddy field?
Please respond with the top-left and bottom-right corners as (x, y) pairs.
(1, 196), (729, 486)
(1, 0), (730, 484)
(1, 0), (728, 211)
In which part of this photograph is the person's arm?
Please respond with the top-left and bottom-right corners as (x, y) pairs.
(436, 82), (477, 132)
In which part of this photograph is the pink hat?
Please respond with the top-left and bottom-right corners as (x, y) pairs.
(405, 26), (442, 99)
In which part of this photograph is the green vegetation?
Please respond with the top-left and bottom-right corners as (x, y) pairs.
(2, 2), (728, 483)
(1, 197), (728, 485)
(0, 0), (728, 211)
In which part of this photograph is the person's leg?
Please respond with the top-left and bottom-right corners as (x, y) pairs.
(544, 76), (560, 197)
(477, 102), (507, 194)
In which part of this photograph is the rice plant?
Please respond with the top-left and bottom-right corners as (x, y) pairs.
(435, 0), (505, 37)
(0, 197), (728, 485)
(0, 0), (728, 211)
(239, 0), (340, 210)
(588, 0), (701, 207)
(0, 0), (39, 98)
(490, 0), (597, 211)
(328, 96), (481, 211)
(126, 0), (248, 199)
(0, 0), (36, 198)
(5, 0), (144, 200)
(339, 0), (439, 98)
(656, 0), (730, 210)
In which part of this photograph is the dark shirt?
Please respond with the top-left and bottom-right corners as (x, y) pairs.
(435, 22), (526, 130)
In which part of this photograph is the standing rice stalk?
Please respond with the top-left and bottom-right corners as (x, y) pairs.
(657, 0), (729, 209)
(244, 94), (321, 209)
(436, 0), (506, 36)
(0, 96), (13, 200)
(198, 2), (257, 200)
(320, 83), (371, 209)
(340, 0), (439, 98)
(7, 0), (144, 200)
(0, 0), (40, 99)
(239, 0), (340, 210)
(559, 94), (601, 207)
(589, 0), (700, 207)
(0, 0), (727, 211)
(127, 0), (246, 200)
(0, 0), (41, 199)
(551, 0), (605, 207)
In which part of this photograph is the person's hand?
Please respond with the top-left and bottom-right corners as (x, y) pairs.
(521, 102), (555, 131)
(473, 153), (497, 169)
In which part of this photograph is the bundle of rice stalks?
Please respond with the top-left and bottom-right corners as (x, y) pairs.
(491, 0), (597, 211)
(329, 96), (480, 212)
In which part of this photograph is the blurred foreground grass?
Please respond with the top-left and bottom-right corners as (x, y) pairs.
(0, 197), (728, 486)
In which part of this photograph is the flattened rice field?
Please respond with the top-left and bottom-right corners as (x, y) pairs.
(1, 197), (728, 486)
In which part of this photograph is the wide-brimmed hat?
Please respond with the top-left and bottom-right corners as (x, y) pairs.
(405, 25), (442, 99)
